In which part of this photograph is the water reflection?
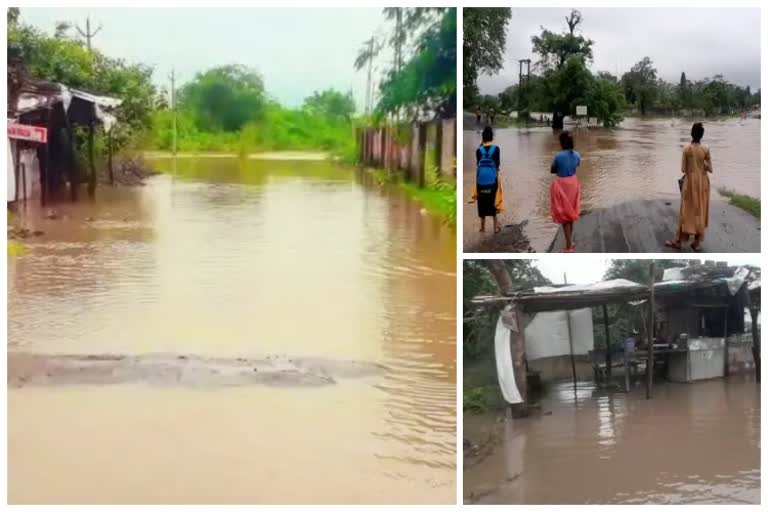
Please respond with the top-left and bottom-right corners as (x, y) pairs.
(465, 377), (759, 504)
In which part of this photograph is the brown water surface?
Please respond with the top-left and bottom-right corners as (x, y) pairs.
(463, 117), (760, 251)
(464, 378), (760, 504)
(8, 156), (457, 504)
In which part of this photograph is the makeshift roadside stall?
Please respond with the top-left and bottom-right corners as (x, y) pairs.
(474, 263), (761, 407)
(7, 45), (121, 205)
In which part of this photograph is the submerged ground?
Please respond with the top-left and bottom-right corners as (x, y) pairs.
(464, 377), (760, 504)
(8, 155), (457, 504)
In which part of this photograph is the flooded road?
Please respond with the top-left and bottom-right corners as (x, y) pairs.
(8, 156), (456, 504)
(464, 378), (760, 504)
(463, 117), (760, 251)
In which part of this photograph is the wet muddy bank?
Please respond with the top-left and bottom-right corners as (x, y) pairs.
(464, 377), (760, 504)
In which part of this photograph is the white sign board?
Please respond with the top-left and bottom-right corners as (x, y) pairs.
(576, 105), (588, 117)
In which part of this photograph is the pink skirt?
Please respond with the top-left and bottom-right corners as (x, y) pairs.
(550, 175), (581, 224)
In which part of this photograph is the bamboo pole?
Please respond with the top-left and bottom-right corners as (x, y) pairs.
(646, 262), (656, 400)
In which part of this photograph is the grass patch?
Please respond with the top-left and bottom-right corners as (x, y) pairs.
(718, 187), (760, 218)
(7, 240), (25, 256)
(463, 385), (495, 413)
(363, 167), (456, 227)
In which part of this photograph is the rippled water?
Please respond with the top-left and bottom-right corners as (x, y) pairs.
(464, 378), (760, 504)
(8, 156), (456, 504)
(463, 117), (760, 251)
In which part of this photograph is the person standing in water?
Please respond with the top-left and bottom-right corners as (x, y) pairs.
(665, 122), (712, 252)
(474, 126), (503, 233)
(550, 131), (581, 252)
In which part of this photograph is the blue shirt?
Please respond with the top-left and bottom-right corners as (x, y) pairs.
(552, 150), (581, 177)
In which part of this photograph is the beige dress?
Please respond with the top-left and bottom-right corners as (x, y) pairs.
(677, 142), (712, 240)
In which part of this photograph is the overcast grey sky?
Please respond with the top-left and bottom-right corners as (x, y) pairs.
(478, 7), (761, 96)
(535, 256), (761, 285)
(18, 7), (394, 110)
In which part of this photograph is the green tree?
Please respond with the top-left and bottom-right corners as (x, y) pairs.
(530, 9), (593, 71)
(302, 89), (356, 121)
(8, 14), (156, 147)
(7, 7), (19, 26)
(375, 8), (456, 120)
(585, 74), (625, 127)
(463, 8), (512, 107)
(621, 57), (657, 115)
(178, 65), (265, 132)
(463, 260), (551, 361)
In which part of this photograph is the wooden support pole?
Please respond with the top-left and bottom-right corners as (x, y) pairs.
(64, 115), (79, 201)
(751, 307), (760, 382)
(564, 273), (577, 397)
(13, 143), (20, 202)
(646, 262), (656, 400)
(87, 121), (96, 197)
(723, 306), (730, 377)
(416, 123), (427, 188)
(511, 309), (529, 416)
(108, 131), (114, 186)
(624, 343), (631, 392)
(603, 304), (612, 380)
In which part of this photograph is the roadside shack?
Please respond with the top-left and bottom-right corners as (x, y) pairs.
(473, 263), (760, 408)
(7, 44), (121, 206)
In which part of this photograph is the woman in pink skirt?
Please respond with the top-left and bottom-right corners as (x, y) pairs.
(550, 131), (581, 252)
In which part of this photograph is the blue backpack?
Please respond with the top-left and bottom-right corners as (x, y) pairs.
(476, 145), (498, 186)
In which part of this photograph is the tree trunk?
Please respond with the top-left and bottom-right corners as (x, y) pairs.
(483, 260), (513, 295)
(482, 260), (530, 416)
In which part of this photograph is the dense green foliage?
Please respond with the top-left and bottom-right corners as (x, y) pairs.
(372, 8), (456, 120)
(8, 11), (157, 148)
(8, 9), (359, 158)
(178, 65), (266, 132)
(462, 8), (512, 107)
(463, 260), (551, 362)
(469, 9), (759, 122)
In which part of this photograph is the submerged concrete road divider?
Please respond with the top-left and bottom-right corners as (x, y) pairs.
(8, 352), (386, 388)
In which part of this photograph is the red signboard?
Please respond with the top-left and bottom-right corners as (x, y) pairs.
(7, 121), (47, 143)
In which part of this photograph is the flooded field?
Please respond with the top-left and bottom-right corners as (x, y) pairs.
(8, 156), (457, 504)
(464, 377), (760, 504)
(463, 117), (760, 251)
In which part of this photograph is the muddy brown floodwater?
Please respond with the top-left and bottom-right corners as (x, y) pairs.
(8, 156), (456, 504)
(463, 117), (760, 252)
(464, 378), (760, 504)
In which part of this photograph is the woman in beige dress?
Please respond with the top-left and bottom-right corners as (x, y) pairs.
(665, 122), (712, 252)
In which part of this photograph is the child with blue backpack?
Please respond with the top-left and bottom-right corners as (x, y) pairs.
(473, 126), (503, 233)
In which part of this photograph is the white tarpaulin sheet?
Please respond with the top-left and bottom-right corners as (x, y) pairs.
(533, 279), (643, 295)
(494, 306), (523, 404)
(524, 309), (594, 360)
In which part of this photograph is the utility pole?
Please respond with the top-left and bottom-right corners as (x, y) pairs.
(76, 16), (102, 52)
(170, 69), (177, 156)
(518, 59), (531, 125)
